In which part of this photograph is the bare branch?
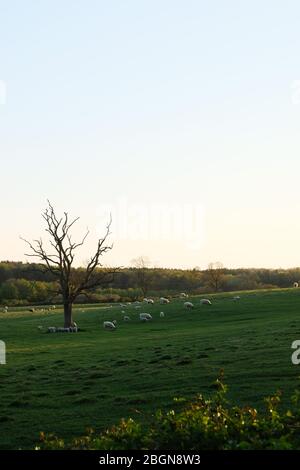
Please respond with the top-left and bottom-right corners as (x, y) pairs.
(21, 202), (115, 320)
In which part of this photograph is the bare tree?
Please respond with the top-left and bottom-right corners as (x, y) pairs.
(21, 201), (117, 328)
(131, 256), (151, 298)
(205, 262), (225, 292)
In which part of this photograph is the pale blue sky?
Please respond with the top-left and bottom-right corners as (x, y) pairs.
(1, 1), (300, 268)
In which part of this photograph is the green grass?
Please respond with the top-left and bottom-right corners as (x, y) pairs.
(1, 289), (300, 449)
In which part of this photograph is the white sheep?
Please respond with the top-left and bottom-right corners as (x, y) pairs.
(103, 321), (117, 331)
(293, 282), (299, 288)
(121, 310), (126, 314)
(47, 327), (56, 333)
(200, 299), (212, 305)
(37, 326), (43, 331)
(233, 296), (240, 301)
(2, 306), (8, 313)
(147, 299), (154, 304)
(57, 327), (69, 333)
(69, 326), (78, 333)
(160, 297), (170, 304)
(139, 312), (152, 321)
(180, 292), (188, 298)
(123, 315), (130, 321)
(143, 298), (148, 303)
(184, 301), (194, 309)
(160, 312), (165, 318)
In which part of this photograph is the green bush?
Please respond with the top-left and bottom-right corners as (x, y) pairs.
(36, 374), (300, 450)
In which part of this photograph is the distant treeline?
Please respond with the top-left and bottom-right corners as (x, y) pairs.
(0, 261), (300, 306)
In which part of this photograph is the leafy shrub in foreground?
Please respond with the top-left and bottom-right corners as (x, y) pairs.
(37, 374), (300, 450)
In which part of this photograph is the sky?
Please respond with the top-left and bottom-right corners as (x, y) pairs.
(1, 0), (300, 269)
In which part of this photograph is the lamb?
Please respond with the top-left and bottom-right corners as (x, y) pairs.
(160, 312), (165, 318)
(200, 299), (212, 305)
(103, 321), (117, 330)
(184, 301), (194, 309)
(139, 312), (152, 321)
(123, 315), (130, 321)
(160, 297), (170, 304)
(293, 282), (299, 288)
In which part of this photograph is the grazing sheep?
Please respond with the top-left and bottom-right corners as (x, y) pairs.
(29, 308), (35, 313)
(160, 312), (165, 318)
(233, 296), (240, 301)
(121, 310), (126, 314)
(103, 321), (116, 331)
(37, 326), (43, 331)
(184, 301), (194, 309)
(69, 326), (78, 333)
(293, 282), (299, 288)
(200, 299), (212, 305)
(139, 312), (152, 321)
(160, 297), (170, 304)
(2, 306), (8, 313)
(143, 298), (148, 303)
(47, 327), (56, 333)
(180, 292), (188, 298)
(147, 299), (154, 305)
(135, 305), (141, 309)
(71, 322), (78, 332)
(123, 315), (130, 321)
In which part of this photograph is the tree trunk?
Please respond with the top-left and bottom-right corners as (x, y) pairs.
(64, 302), (73, 328)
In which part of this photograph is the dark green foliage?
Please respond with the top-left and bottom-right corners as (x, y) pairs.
(37, 374), (300, 450)
(2, 261), (300, 305)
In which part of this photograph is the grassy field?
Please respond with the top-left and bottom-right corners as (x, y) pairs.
(1, 288), (300, 449)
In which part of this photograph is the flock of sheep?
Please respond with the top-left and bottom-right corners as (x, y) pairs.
(29, 306), (56, 313)
(102, 294), (215, 331)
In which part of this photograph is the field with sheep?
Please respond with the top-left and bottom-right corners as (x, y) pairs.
(0, 288), (300, 449)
